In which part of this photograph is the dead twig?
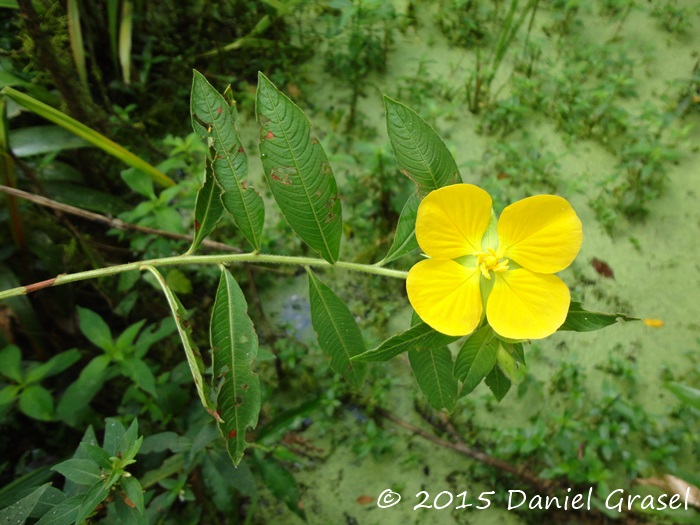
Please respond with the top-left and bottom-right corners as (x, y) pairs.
(0, 184), (241, 253)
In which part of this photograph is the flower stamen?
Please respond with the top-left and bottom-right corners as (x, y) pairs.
(476, 247), (509, 280)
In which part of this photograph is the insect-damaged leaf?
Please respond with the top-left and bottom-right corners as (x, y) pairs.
(256, 72), (342, 264)
(191, 70), (264, 251)
(210, 268), (260, 465)
(142, 266), (213, 417)
(384, 96), (461, 195)
(188, 158), (223, 254)
(307, 269), (366, 389)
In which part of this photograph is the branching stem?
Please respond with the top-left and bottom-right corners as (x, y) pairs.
(0, 253), (408, 301)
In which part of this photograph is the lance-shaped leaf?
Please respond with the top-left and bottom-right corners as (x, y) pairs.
(191, 70), (264, 251)
(188, 158), (224, 254)
(485, 366), (511, 402)
(409, 346), (457, 412)
(307, 269), (366, 389)
(253, 451), (306, 521)
(257, 72), (342, 264)
(141, 266), (213, 417)
(352, 321), (459, 363)
(454, 326), (498, 396)
(384, 96), (461, 195)
(558, 302), (638, 332)
(380, 192), (419, 265)
(210, 268), (261, 465)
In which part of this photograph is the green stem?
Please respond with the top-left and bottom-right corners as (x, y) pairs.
(0, 253), (409, 301)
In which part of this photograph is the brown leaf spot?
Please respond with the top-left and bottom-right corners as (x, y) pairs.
(228, 429), (237, 439)
(122, 494), (136, 508)
(216, 107), (223, 115)
(265, 131), (275, 139)
(238, 146), (245, 153)
(497, 172), (510, 180)
(194, 219), (201, 231)
(356, 495), (374, 505)
(241, 383), (249, 390)
(241, 181), (248, 190)
(592, 257), (614, 279)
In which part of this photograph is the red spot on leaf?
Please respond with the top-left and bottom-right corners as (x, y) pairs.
(194, 219), (201, 231)
(265, 131), (275, 139)
(217, 107), (223, 115)
(356, 495), (374, 505)
(122, 494), (136, 508)
(592, 257), (614, 279)
(216, 154), (223, 159)
(228, 429), (237, 439)
(238, 146), (244, 153)
(241, 181), (248, 189)
(271, 173), (281, 182)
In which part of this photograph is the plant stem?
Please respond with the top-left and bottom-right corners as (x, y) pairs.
(0, 253), (409, 301)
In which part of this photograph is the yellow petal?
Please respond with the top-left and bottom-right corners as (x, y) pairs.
(497, 195), (582, 274)
(486, 268), (570, 340)
(407, 259), (482, 336)
(415, 184), (492, 259)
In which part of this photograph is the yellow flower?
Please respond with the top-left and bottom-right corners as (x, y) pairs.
(406, 184), (583, 340)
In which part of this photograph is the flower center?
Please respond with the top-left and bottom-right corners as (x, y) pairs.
(476, 247), (509, 280)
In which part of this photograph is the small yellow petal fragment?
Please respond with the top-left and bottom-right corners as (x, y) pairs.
(487, 268), (570, 340)
(498, 195), (582, 274)
(407, 258), (483, 336)
(415, 184), (492, 259)
(643, 318), (664, 328)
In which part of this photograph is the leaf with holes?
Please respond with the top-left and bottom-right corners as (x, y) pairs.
(409, 346), (457, 412)
(384, 96), (461, 195)
(210, 268), (260, 465)
(454, 326), (498, 396)
(188, 158), (223, 254)
(307, 268), (366, 389)
(558, 302), (638, 332)
(352, 321), (459, 363)
(191, 70), (264, 251)
(381, 192), (419, 265)
(257, 72), (342, 263)
(142, 266), (213, 417)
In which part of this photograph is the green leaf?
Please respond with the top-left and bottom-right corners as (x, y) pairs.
(114, 319), (147, 352)
(307, 269), (367, 389)
(103, 418), (126, 456)
(210, 268), (261, 465)
(78, 444), (112, 470)
(77, 307), (114, 353)
(495, 343), (526, 385)
(558, 302), (638, 332)
(454, 326), (498, 395)
(256, 72), (342, 263)
(191, 70), (264, 251)
(165, 268), (192, 295)
(57, 355), (112, 426)
(0, 344), (22, 382)
(485, 365), (511, 402)
(121, 167), (155, 200)
(142, 266), (213, 415)
(380, 192), (419, 265)
(0, 384), (20, 405)
(75, 479), (113, 524)
(0, 1), (19, 9)
(352, 321), (459, 363)
(408, 346), (457, 411)
(384, 96), (461, 195)
(0, 483), (49, 525)
(18, 385), (54, 421)
(666, 382), (700, 411)
(25, 349), (81, 384)
(254, 452), (306, 521)
(51, 459), (101, 486)
(9, 125), (89, 157)
(120, 357), (157, 397)
(120, 476), (144, 513)
(188, 158), (224, 254)
(34, 496), (82, 525)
